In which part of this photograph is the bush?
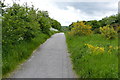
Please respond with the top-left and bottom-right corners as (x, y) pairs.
(37, 11), (51, 35)
(93, 28), (101, 34)
(2, 3), (40, 45)
(68, 21), (92, 36)
(51, 19), (61, 31)
(100, 25), (117, 39)
(116, 26), (120, 33)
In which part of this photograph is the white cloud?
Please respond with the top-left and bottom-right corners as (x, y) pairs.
(3, 0), (119, 26)
(56, 0), (119, 2)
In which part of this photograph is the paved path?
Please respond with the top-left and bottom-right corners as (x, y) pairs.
(11, 33), (76, 78)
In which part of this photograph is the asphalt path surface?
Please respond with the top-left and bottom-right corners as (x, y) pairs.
(11, 33), (76, 78)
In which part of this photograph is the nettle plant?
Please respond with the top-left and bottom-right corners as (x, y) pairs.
(100, 25), (117, 39)
(68, 21), (92, 36)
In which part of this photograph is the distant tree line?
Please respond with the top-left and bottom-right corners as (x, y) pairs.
(69, 14), (120, 32)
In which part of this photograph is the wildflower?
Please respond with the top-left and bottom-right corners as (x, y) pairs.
(85, 44), (104, 54)
(99, 47), (104, 53)
(109, 46), (113, 49)
(87, 44), (94, 49)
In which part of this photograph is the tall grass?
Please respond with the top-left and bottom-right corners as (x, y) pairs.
(65, 33), (118, 78)
(2, 32), (55, 77)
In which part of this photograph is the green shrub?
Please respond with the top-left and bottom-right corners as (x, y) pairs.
(68, 21), (92, 36)
(93, 28), (101, 34)
(2, 3), (40, 45)
(100, 25), (117, 39)
(116, 26), (120, 33)
(51, 19), (61, 31)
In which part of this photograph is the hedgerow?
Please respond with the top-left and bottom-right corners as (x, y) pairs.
(2, 2), (61, 77)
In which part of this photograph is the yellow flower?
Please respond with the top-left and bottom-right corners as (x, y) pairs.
(86, 44), (94, 49)
(99, 47), (104, 53)
(109, 46), (112, 49)
(85, 44), (104, 54)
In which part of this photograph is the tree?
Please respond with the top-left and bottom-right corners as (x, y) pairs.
(37, 11), (51, 34)
(85, 20), (100, 30)
(51, 19), (61, 31)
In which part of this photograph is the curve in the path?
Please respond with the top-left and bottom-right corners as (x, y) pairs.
(11, 33), (76, 78)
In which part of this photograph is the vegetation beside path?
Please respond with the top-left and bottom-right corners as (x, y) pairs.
(1, 2), (61, 77)
(66, 33), (118, 78)
(65, 15), (119, 78)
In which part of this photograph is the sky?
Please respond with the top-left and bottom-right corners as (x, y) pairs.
(3, 0), (119, 26)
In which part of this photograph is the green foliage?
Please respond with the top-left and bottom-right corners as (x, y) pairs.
(2, 3), (40, 45)
(37, 11), (51, 34)
(2, 33), (50, 77)
(116, 26), (120, 33)
(65, 33), (118, 78)
(51, 19), (61, 31)
(61, 26), (69, 32)
(0, 1), (6, 16)
(118, 13), (120, 24)
(66, 9), (119, 79)
(0, 10), (1, 79)
(100, 25), (117, 39)
(2, 2), (61, 77)
(68, 22), (75, 30)
(68, 14), (119, 32)
(98, 14), (118, 29)
(93, 28), (101, 34)
(101, 15), (118, 26)
(85, 20), (100, 30)
(2, 3), (61, 45)
(37, 11), (61, 34)
(68, 21), (92, 36)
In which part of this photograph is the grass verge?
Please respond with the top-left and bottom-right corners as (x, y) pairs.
(65, 33), (118, 78)
(2, 32), (56, 78)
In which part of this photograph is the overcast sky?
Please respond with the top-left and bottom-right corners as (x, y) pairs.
(3, 0), (119, 26)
